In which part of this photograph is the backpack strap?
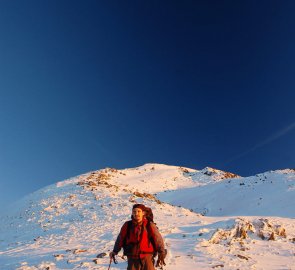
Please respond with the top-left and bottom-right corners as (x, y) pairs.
(146, 221), (157, 255)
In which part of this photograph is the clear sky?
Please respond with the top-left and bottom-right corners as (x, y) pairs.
(1, 1), (295, 209)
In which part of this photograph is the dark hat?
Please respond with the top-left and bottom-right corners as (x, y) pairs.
(132, 204), (146, 211)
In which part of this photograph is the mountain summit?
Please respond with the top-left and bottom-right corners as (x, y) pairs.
(0, 164), (294, 269)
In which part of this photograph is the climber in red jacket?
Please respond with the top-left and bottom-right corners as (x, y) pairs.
(109, 204), (166, 270)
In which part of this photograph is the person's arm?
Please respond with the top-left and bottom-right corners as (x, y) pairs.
(150, 222), (165, 253)
(112, 221), (128, 255)
(150, 223), (167, 267)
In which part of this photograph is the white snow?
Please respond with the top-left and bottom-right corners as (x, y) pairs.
(0, 163), (294, 270)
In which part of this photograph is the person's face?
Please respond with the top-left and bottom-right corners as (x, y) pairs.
(132, 208), (144, 222)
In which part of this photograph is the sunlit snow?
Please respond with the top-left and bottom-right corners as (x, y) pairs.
(0, 163), (294, 269)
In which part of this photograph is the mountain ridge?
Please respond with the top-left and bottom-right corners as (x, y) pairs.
(0, 163), (294, 270)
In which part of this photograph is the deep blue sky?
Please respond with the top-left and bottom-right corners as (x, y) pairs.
(1, 1), (295, 208)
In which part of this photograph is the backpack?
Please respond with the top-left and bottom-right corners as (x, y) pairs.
(144, 207), (154, 223)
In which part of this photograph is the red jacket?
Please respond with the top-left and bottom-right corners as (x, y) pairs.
(113, 218), (165, 258)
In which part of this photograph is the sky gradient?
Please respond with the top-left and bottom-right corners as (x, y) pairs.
(1, 1), (295, 208)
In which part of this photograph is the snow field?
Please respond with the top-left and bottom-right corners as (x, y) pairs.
(0, 164), (294, 269)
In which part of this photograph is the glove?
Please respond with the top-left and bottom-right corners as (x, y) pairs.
(109, 251), (118, 264)
(109, 251), (117, 258)
(156, 251), (166, 267)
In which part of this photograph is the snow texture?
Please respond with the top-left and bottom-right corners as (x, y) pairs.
(0, 163), (294, 269)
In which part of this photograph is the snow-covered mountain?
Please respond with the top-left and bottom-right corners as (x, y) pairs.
(0, 163), (294, 270)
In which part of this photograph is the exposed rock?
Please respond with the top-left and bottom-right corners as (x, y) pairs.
(209, 218), (289, 245)
(96, 252), (107, 258)
(53, 254), (64, 261)
(93, 258), (99, 264)
(236, 254), (249, 260)
(133, 191), (162, 204)
(212, 264), (224, 268)
(72, 249), (87, 254)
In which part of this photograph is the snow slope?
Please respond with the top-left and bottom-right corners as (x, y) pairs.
(0, 163), (294, 270)
(159, 169), (295, 217)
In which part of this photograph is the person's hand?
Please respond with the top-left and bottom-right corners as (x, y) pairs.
(156, 252), (166, 267)
(109, 251), (117, 259)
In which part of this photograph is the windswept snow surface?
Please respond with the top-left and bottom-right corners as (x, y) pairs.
(0, 164), (294, 270)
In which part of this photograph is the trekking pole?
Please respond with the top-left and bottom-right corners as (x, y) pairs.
(107, 256), (112, 270)
(108, 254), (118, 270)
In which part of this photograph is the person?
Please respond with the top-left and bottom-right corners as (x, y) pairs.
(109, 204), (166, 270)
